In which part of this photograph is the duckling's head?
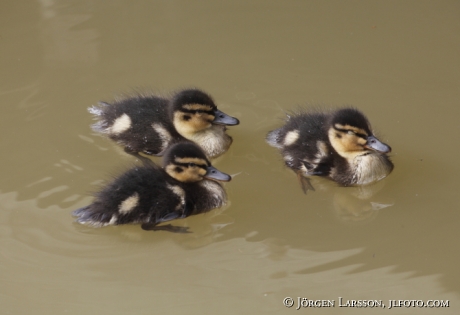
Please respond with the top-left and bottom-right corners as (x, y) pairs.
(163, 142), (232, 183)
(328, 108), (391, 159)
(171, 89), (239, 137)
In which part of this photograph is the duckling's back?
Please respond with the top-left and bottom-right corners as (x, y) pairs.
(73, 165), (183, 227)
(267, 111), (328, 153)
(90, 95), (181, 155)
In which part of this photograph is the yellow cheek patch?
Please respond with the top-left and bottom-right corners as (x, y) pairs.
(165, 164), (198, 182)
(329, 127), (367, 154)
(341, 133), (367, 151)
(183, 103), (214, 111)
(179, 169), (203, 182)
(165, 164), (181, 177)
(174, 112), (213, 135)
(357, 137), (367, 146)
(166, 157), (209, 182)
(191, 115), (213, 129)
(173, 171), (193, 182)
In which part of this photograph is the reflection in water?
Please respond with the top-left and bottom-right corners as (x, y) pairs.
(333, 192), (380, 224)
(331, 182), (394, 225)
(38, 0), (99, 66)
(71, 199), (235, 249)
(2, 0), (460, 312)
(0, 82), (47, 121)
(172, 212), (235, 249)
(0, 0), (101, 212)
(291, 172), (394, 225)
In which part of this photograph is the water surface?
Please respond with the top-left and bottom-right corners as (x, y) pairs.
(1, 1), (459, 314)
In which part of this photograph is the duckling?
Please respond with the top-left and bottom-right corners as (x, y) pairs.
(72, 142), (231, 233)
(266, 107), (393, 193)
(89, 89), (240, 159)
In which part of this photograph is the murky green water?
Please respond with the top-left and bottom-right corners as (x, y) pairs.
(1, 1), (460, 314)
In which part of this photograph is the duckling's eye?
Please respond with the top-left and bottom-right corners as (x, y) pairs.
(189, 163), (196, 167)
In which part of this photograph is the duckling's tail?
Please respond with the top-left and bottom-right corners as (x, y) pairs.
(266, 129), (283, 148)
(72, 206), (115, 228)
(88, 103), (111, 134)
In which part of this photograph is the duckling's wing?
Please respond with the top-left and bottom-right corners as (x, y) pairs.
(302, 160), (331, 176)
(140, 204), (192, 233)
(123, 148), (161, 167)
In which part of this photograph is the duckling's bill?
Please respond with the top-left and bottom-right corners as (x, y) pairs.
(364, 136), (391, 153)
(205, 166), (232, 182)
(212, 109), (240, 126)
(265, 107), (394, 188)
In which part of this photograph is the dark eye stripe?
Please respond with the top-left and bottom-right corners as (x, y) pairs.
(180, 109), (215, 115)
(174, 162), (207, 170)
(333, 127), (367, 139)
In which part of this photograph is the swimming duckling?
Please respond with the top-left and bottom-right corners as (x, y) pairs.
(89, 89), (239, 159)
(266, 107), (393, 193)
(72, 142), (231, 233)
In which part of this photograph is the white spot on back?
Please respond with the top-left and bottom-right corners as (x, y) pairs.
(166, 184), (185, 210)
(109, 113), (132, 135)
(312, 140), (329, 164)
(316, 141), (328, 158)
(109, 215), (118, 225)
(152, 123), (172, 151)
(118, 192), (139, 214)
(283, 130), (299, 146)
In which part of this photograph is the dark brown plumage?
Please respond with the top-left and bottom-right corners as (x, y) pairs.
(89, 89), (239, 158)
(267, 107), (393, 192)
(73, 142), (231, 233)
